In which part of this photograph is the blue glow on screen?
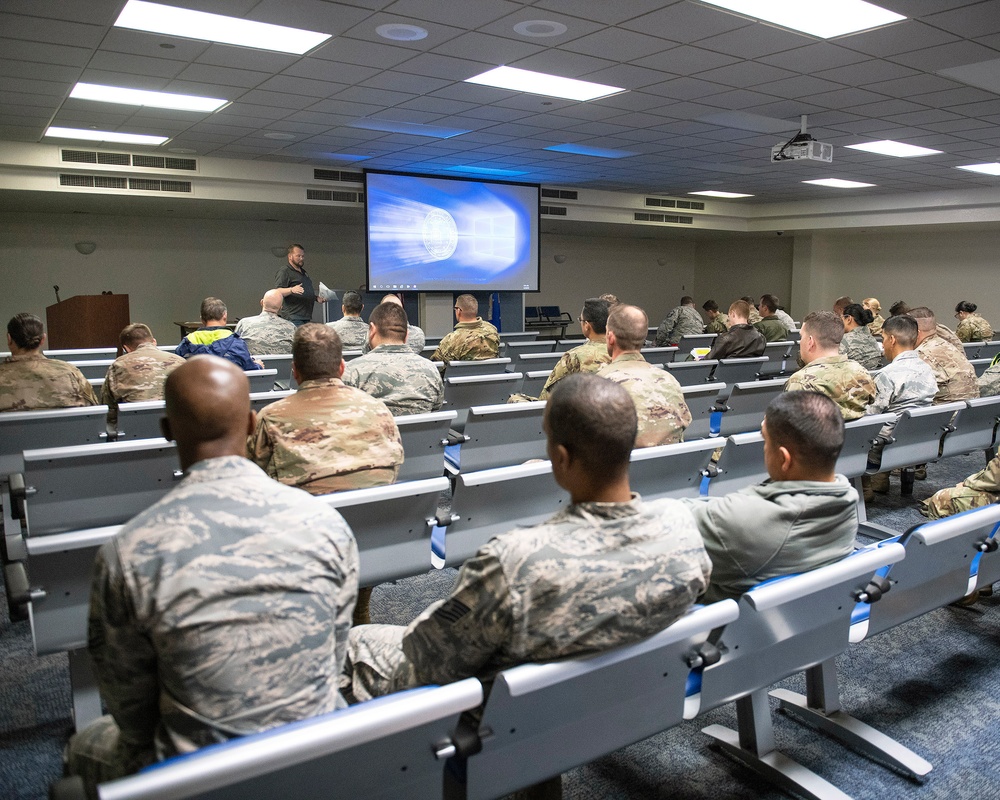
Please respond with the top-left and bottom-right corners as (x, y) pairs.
(366, 172), (539, 292)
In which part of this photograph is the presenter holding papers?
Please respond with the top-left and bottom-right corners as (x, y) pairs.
(274, 243), (328, 326)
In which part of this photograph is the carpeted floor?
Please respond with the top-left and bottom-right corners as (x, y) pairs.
(1, 451), (997, 800)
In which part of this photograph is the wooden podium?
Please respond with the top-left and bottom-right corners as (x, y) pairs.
(46, 295), (130, 350)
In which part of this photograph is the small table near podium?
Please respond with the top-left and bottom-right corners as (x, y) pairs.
(45, 294), (130, 350)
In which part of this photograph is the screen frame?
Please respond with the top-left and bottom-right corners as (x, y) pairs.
(363, 168), (542, 294)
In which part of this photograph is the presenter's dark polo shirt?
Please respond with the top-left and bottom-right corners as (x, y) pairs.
(274, 264), (316, 324)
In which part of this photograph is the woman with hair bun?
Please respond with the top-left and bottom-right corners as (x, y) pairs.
(862, 297), (884, 336)
(955, 301), (994, 343)
(840, 304), (882, 370)
(1, 313), (98, 411)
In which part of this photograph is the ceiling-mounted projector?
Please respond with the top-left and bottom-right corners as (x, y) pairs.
(771, 115), (832, 163)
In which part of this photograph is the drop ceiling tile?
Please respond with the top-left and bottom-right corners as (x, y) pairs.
(477, 8), (604, 47)
(247, 0), (373, 36)
(283, 59), (381, 85)
(429, 31), (546, 63)
(807, 87), (890, 109)
(215, 102), (293, 121)
(744, 100), (826, 118)
(531, 0), (676, 26)
(621, 3), (753, 42)
(192, 44), (298, 73)
(451, 105), (534, 122)
(51, 109), (130, 126)
(0, 75), (70, 97)
(341, 13), (465, 51)
(256, 74), (347, 98)
(642, 76), (732, 101)
(892, 40), (1000, 71)
(0, 38), (92, 69)
(87, 51), (189, 81)
(948, 98), (1000, 115)
(696, 22), (810, 60)
(395, 96), (477, 115)
(559, 27), (672, 61)
(913, 86), (999, 106)
(367, 108), (448, 124)
(359, 71), (451, 95)
(757, 42), (873, 73)
(632, 45), (740, 74)
(311, 38), (415, 69)
(754, 74), (845, 99)
(394, 52), (491, 80)
(264, 120), (334, 135)
(816, 59), (919, 87)
(331, 85), (417, 106)
(382, 0), (522, 28)
(884, 108), (963, 125)
(591, 90), (682, 112)
(305, 98), (386, 116)
(698, 88), (783, 110)
(161, 79), (248, 98)
(284, 110), (358, 127)
(696, 61), (796, 89)
(922, 1), (1000, 38)
(844, 99), (930, 117)
(176, 63), (271, 89)
(237, 90), (323, 110)
(922, 118), (996, 133)
(0, 12), (105, 48)
(510, 49), (619, 78)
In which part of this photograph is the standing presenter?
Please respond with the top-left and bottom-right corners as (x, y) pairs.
(275, 243), (326, 327)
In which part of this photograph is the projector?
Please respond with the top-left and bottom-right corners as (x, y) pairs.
(771, 127), (833, 163)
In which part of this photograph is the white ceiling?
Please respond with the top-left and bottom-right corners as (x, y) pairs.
(4, 0), (1000, 202)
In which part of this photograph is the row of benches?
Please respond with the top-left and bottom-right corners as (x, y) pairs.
(50, 503), (1000, 800)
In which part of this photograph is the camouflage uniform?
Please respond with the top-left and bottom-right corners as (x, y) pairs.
(101, 343), (185, 430)
(654, 305), (704, 346)
(0, 353), (98, 412)
(978, 361), (1000, 397)
(234, 311), (295, 355)
(510, 338), (611, 403)
(327, 316), (369, 350)
(747, 306), (763, 325)
(936, 323), (964, 352)
(916, 332), (979, 403)
(868, 314), (885, 337)
(596, 353), (691, 447)
(839, 326), (882, 370)
(248, 377), (403, 494)
(341, 344), (444, 416)
(680, 476), (858, 602)
(431, 318), (500, 363)
(342, 494), (710, 703)
(784, 354), (876, 421)
(957, 313), (994, 343)
(704, 313), (729, 334)
(921, 448), (1000, 519)
(754, 315), (789, 343)
(866, 350), (938, 438)
(362, 324), (425, 355)
(67, 455), (358, 791)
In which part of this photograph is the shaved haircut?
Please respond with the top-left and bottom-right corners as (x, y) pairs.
(728, 300), (751, 320)
(546, 374), (637, 478)
(680, 296), (694, 306)
(370, 302), (408, 342)
(164, 356), (250, 445)
(342, 291), (363, 315)
(455, 294), (478, 315)
(200, 297), (226, 323)
(380, 293), (403, 306)
(293, 323), (343, 381)
(908, 306), (936, 332)
(801, 310), (845, 348)
(881, 314), (918, 348)
(607, 304), (649, 352)
(759, 294), (779, 315)
(765, 391), (844, 471)
(581, 297), (610, 334)
(120, 323), (154, 350)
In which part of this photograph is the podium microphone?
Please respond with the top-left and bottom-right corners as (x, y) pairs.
(53, 285), (61, 303)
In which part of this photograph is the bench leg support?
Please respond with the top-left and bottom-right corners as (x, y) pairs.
(703, 689), (853, 800)
(68, 649), (102, 732)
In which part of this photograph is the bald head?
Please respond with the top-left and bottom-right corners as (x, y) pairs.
(607, 304), (649, 353)
(261, 289), (284, 314)
(380, 293), (403, 307)
(163, 356), (253, 470)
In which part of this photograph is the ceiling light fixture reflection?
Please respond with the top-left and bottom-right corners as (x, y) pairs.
(443, 165), (529, 176)
(545, 143), (637, 158)
(803, 178), (876, 188)
(845, 140), (942, 157)
(465, 66), (625, 101)
(689, 190), (754, 198)
(114, 0), (331, 54)
(956, 163), (1000, 176)
(70, 82), (228, 112)
(698, 0), (904, 38)
(45, 126), (169, 145)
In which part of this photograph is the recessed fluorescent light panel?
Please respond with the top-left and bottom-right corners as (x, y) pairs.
(70, 83), (227, 112)
(698, 0), (905, 38)
(544, 143), (637, 159)
(845, 140), (942, 157)
(689, 190), (754, 198)
(45, 126), (169, 146)
(465, 66), (625, 101)
(803, 178), (876, 188)
(349, 119), (470, 139)
(114, 0), (331, 54)
(443, 165), (529, 176)
(956, 163), (1000, 176)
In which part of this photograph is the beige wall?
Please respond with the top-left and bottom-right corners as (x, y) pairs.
(693, 236), (795, 317)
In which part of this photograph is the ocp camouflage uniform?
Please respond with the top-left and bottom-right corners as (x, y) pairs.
(234, 311), (295, 355)
(957, 313), (994, 343)
(341, 494), (710, 704)
(704, 313), (729, 334)
(916, 332), (979, 403)
(327, 316), (368, 350)
(0, 353), (98, 412)
(362, 324), (425, 355)
(747, 306), (763, 325)
(936, 323), (965, 351)
(868, 314), (885, 337)
(248, 377), (403, 494)
(921, 447), (1000, 518)
(978, 361), (1000, 397)
(596, 353), (691, 447)
(655, 305), (704, 346)
(431, 317), (500, 364)
(784, 354), (876, 420)
(341, 344), (444, 416)
(509, 338), (611, 403)
(67, 455), (358, 792)
(838, 326), (882, 370)
(101, 343), (185, 430)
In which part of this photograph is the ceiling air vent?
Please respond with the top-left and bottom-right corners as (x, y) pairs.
(634, 212), (693, 225)
(313, 169), (364, 183)
(540, 205), (567, 216)
(60, 149), (196, 170)
(306, 189), (364, 202)
(645, 197), (675, 208)
(541, 188), (578, 200)
(61, 149), (98, 164)
(132, 155), (165, 169)
(128, 178), (192, 192)
(164, 157), (196, 170)
(60, 174), (128, 189)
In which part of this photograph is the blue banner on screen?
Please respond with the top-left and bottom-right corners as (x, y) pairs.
(365, 171), (540, 292)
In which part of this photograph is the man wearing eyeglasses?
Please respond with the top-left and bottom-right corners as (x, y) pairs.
(430, 294), (500, 365)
